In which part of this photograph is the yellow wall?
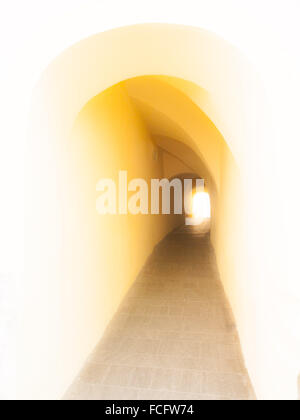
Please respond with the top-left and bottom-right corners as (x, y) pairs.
(21, 82), (182, 400)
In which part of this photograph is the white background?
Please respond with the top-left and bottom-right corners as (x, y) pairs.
(0, 0), (300, 399)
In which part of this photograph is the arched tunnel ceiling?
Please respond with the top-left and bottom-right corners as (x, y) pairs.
(155, 76), (211, 112)
(123, 76), (227, 192)
(154, 136), (215, 191)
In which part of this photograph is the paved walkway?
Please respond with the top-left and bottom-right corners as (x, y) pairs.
(65, 221), (255, 400)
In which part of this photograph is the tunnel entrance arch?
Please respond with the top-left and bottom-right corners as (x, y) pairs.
(167, 172), (210, 225)
(23, 24), (269, 400)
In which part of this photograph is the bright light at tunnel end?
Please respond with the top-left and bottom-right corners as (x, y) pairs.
(96, 170), (210, 225)
(192, 192), (211, 219)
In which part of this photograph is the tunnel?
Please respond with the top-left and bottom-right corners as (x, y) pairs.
(22, 24), (300, 400)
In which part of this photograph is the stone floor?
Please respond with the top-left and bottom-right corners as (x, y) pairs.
(65, 221), (255, 400)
